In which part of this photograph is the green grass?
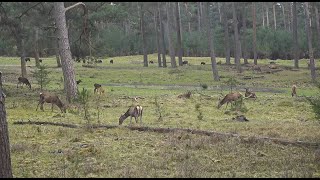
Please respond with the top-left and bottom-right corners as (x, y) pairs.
(1, 54), (320, 177)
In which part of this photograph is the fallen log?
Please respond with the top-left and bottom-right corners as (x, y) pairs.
(13, 120), (320, 148)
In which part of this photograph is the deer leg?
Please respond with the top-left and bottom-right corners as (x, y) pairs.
(36, 101), (41, 111)
(51, 103), (54, 112)
(130, 116), (132, 126)
(40, 103), (44, 111)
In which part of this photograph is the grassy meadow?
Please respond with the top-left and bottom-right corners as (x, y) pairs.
(1, 54), (320, 177)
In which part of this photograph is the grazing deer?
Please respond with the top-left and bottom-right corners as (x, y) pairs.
(110, 59), (113, 64)
(182, 60), (188, 65)
(252, 65), (262, 72)
(291, 84), (297, 97)
(217, 92), (243, 109)
(178, 91), (192, 99)
(149, 60), (154, 64)
(268, 64), (278, 69)
(245, 88), (257, 98)
(201, 62), (206, 65)
(36, 92), (66, 113)
(94, 83), (102, 93)
(25, 57), (31, 62)
(17, 77), (31, 89)
(119, 105), (143, 125)
(96, 87), (105, 95)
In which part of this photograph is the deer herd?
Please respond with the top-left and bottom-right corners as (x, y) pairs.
(15, 74), (298, 126)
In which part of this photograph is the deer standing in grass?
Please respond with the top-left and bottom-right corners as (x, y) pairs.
(36, 92), (66, 113)
(17, 77), (31, 89)
(291, 84), (297, 97)
(119, 105), (143, 125)
(217, 92), (243, 109)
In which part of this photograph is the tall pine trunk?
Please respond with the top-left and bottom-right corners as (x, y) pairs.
(139, 3), (148, 67)
(175, 2), (183, 66)
(34, 28), (41, 68)
(0, 72), (13, 178)
(55, 38), (62, 68)
(158, 2), (167, 68)
(242, 3), (248, 64)
(273, 3), (277, 30)
(53, 2), (80, 102)
(232, 2), (242, 73)
(266, 3), (270, 28)
(305, 2), (316, 82)
(205, 2), (219, 81)
(154, 9), (162, 67)
(315, 5), (320, 56)
(222, 2), (231, 65)
(166, 2), (177, 68)
(253, 2), (258, 65)
(293, 2), (299, 68)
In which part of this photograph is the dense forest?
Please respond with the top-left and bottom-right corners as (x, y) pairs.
(0, 2), (319, 60)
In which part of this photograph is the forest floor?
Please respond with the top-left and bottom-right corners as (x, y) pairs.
(0, 54), (320, 177)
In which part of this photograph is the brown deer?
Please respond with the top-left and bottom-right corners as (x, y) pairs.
(245, 88), (257, 98)
(36, 92), (66, 113)
(178, 91), (192, 99)
(17, 77), (31, 89)
(217, 92), (243, 109)
(94, 83), (102, 93)
(119, 105), (143, 125)
(252, 65), (262, 72)
(291, 84), (297, 97)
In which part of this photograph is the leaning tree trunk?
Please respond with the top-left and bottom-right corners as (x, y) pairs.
(139, 3), (148, 67)
(232, 2), (242, 73)
(158, 2), (167, 68)
(253, 2), (258, 65)
(34, 27), (41, 68)
(0, 72), (13, 178)
(293, 2), (299, 68)
(53, 2), (85, 103)
(154, 9), (162, 67)
(305, 2), (316, 82)
(205, 2), (219, 81)
(222, 2), (231, 65)
(175, 2), (183, 66)
(166, 2), (177, 68)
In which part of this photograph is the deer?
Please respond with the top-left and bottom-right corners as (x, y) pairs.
(94, 83), (102, 94)
(201, 62), (206, 65)
(245, 88), (257, 98)
(17, 77), (31, 89)
(178, 91), (192, 99)
(36, 92), (66, 113)
(119, 105), (143, 125)
(291, 84), (297, 97)
(252, 65), (262, 72)
(110, 59), (114, 64)
(217, 92), (243, 109)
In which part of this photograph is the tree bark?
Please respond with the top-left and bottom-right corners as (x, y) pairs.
(205, 2), (219, 81)
(305, 2), (316, 82)
(166, 2), (177, 68)
(158, 2), (167, 68)
(55, 38), (62, 68)
(139, 3), (148, 67)
(218, 2), (222, 23)
(293, 2), (299, 69)
(34, 27), (40, 68)
(232, 2), (242, 73)
(315, 5), (320, 56)
(253, 2), (258, 65)
(197, 2), (201, 32)
(154, 8), (162, 67)
(266, 3), (270, 28)
(222, 2), (231, 65)
(18, 38), (27, 78)
(175, 2), (183, 66)
(242, 3), (248, 64)
(273, 3), (277, 30)
(0, 72), (13, 178)
(53, 2), (81, 102)
(282, 3), (287, 30)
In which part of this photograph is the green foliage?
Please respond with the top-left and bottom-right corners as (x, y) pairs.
(230, 96), (248, 113)
(153, 96), (163, 121)
(306, 83), (320, 121)
(195, 103), (203, 120)
(31, 64), (51, 91)
(75, 88), (90, 121)
(225, 77), (239, 93)
(200, 83), (208, 90)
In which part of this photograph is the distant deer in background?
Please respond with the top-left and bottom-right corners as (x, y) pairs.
(245, 88), (257, 99)
(119, 105), (143, 125)
(217, 92), (243, 109)
(17, 77), (31, 89)
(94, 83), (102, 93)
(291, 84), (297, 97)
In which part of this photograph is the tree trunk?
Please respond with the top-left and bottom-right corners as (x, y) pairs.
(158, 2), (167, 68)
(34, 28), (41, 68)
(253, 2), (258, 65)
(262, 5), (265, 28)
(315, 5), (320, 56)
(305, 2), (316, 82)
(205, 2), (219, 81)
(242, 3), (248, 64)
(273, 3), (277, 30)
(222, 2), (231, 65)
(293, 2), (299, 69)
(282, 3), (287, 30)
(166, 2), (177, 68)
(175, 2), (183, 66)
(266, 3), (270, 28)
(232, 2), (242, 73)
(139, 3), (148, 67)
(218, 2), (222, 23)
(55, 38), (62, 68)
(154, 8), (162, 67)
(197, 2), (201, 32)
(0, 72), (13, 178)
(53, 2), (79, 103)
(18, 38), (27, 78)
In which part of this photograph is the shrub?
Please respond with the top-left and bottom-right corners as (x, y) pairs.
(306, 83), (320, 121)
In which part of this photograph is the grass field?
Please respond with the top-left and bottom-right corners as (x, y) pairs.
(1, 54), (320, 177)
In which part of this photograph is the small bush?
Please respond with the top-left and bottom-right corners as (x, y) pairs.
(306, 83), (320, 121)
(200, 83), (208, 90)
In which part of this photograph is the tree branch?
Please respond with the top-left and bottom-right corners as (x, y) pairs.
(16, 2), (42, 19)
(65, 2), (87, 15)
